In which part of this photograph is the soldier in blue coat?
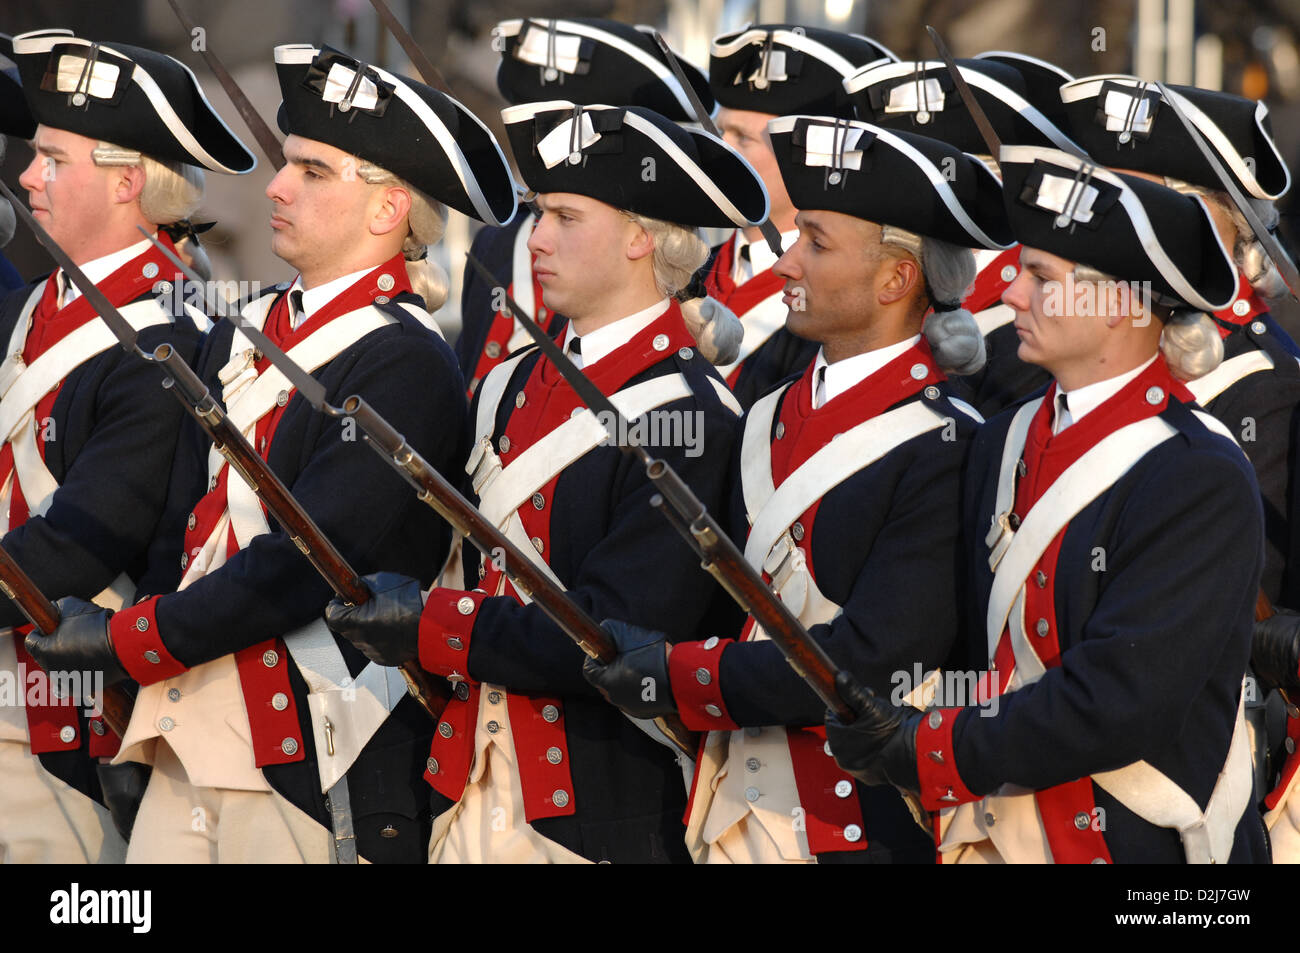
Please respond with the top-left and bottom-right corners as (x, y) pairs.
(29, 42), (517, 863)
(824, 144), (1269, 864)
(327, 100), (768, 862)
(0, 29), (254, 861)
(582, 118), (1009, 863)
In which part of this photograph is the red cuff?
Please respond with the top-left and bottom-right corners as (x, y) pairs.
(418, 588), (486, 683)
(915, 707), (980, 811)
(110, 596), (188, 685)
(668, 637), (739, 731)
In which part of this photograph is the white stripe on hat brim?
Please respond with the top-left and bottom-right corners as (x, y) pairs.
(1060, 75), (1289, 199)
(1000, 143), (1236, 311)
(274, 44), (518, 226)
(974, 51), (1074, 84)
(502, 99), (768, 228)
(14, 32), (255, 174)
(711, 28), (886, 79)
(495, 18), (701, 120)
(844, 59), (1082, 155)
(769, 114), (1010, 249)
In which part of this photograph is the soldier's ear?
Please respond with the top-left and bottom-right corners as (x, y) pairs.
(371, 184), (412, 239)
(625, 218), (654, 264)
(114, 164), (147, 207)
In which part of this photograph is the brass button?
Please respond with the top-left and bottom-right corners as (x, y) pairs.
(1035, 618), (1049, 638)
(652, 333), (670, 351)
(438, 722), (454, 739)
(532, 492), (545, 510)
(379, 825), (399, 838)
(377, 273), (396, 292)
(187, 513), (197, 531)
(1035, 570), (1047, 588)
(499, 435), (511, 453)
(542, 704), (560, 723)
(167, 688), (181, 702)
(485, 341), (501, 358)
(59, 725), (77, 743)
(745, 757), (760, 772)
(843, 824), (863, 842)
(271, 692), (289, 711)
(695, 667), (712, 686)
(834, 779), (853, 798)
(447, 637), (464, 651)
(546, 746), (563, 765)
(262, 649), (279, 667)
(928, 710), (942, 730)
(924, 385), (940, 400)
(486, 720), (501, 734)
(90, 720), (106, 736)
(1074, 812), (1091, 830)
(144, 650), (161, 664)
(488, 691), (503, 704)
(158, 717), (175, 732)
(276, 389), (289, 407)
(705, 704), (723, 717)
(135, 617), (150, 632)
(456, 596), (475, 615)
(426, 757), (439, 774)
(910, 363), (928, 380)
(745, 787), (760, 803)
(281, 737), (299, 756)
(551, 789), (570, 808)
(703, 637), (720, 650)
(775, 422), (785, 440)
(791, 521), (805, 542)
(515, 392), (527, 409)
(180, 553), (188, 570)
(532, 536), (544, 554)
(454, 683), (470, 701)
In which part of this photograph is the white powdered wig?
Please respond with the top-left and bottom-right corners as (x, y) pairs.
(94, 140), (211, 280)
(1159, 308), (1224, 381)
(880, 225), (986, 375)
(626, 211), (744, 365)
(357, 159), (450, 312)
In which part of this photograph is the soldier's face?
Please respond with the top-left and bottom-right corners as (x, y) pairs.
(18, 125), (124, 264)
(527, 192), (645, 324)
(774, 210), (890, 345)
(265, 134), (389, 284)
(1002, 246), (1111, 373)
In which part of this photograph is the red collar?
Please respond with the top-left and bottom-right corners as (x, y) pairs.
(704, 236), (786, 316)
(25, 234), (182, 364)
(535, 300), (694, 393)
(1211, 273), (1267, 336)
(260, 253), (411, 367)
(963, 246), (1022, 314)
(771, 338), (944, 483)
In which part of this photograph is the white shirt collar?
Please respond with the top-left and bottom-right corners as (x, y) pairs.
(733, 228), (800, 283)
(290, 265), (381, 329)
(561, 298), (671, 369)
(811, 335), (922, 410)
(59, 237), (154, 305)
(1055, 354), (1158, 432)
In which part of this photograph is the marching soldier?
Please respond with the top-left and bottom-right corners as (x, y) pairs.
(582, 118), (1009, 863)
(825, 145), (1268, 863)
(327, 100), (768, 862)
(704, 25), (897, 408)
(28, 42), (516, 862)
(0, 28), (255, 861)
(458, 17), (717, 397)
(844, 51), (1084, 418)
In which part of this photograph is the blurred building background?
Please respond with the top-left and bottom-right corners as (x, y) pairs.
(2, 0), (1299, 337)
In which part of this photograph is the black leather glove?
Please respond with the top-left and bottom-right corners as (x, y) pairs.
(582, 620), (676, 718)
(324, 572), (423, 666)
(1254, 608), (1300, 694)
(824, 670), (921, 792)
(96, 761), (151, 842)
(25, 597), (128, 690)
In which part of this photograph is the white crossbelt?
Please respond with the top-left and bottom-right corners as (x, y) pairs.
(972, 404), (1253, 863)
(1186, 350), (1277, 405)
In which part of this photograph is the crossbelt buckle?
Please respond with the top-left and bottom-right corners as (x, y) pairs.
(466, 436), (502, 496)
(763, 532), (804, 592)
(986, 512), (1015, 571)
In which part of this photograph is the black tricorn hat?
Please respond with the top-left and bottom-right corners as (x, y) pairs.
(502, 100), (769, 228)
(1058, 75), (1290, 201)
(974, 51), (1074, 128)
(709, 25), (896, 118)
(0, 35), (36, 139)
(768, 115), (1012, 249)
(493, 18), (714, 122)
(999, 144), (1237, 311)
(274, 44), (518, 226)
(844, 58), (1082, 156)
(11, 29), (255, 173)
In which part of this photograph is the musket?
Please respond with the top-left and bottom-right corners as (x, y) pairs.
(0, 543), (132, 736)
(366, 0), (452, 93)
(650, 31), (785, 258)
(162, 0), (284, 170)
(139, 232), (700, 761)
(466, 253), (861, 721)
